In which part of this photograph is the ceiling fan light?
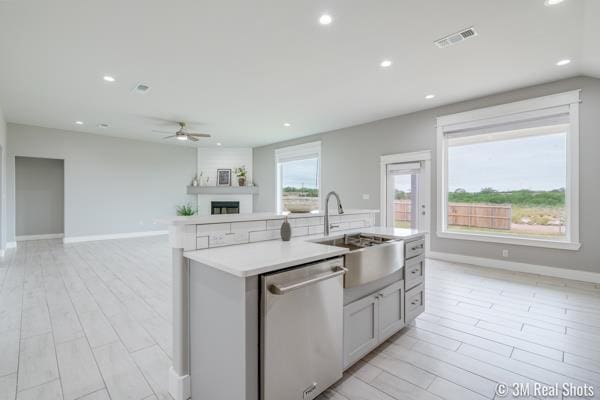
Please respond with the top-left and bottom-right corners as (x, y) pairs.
(176, 135), (188, 141)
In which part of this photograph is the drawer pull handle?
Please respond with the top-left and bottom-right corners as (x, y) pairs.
(411, 300), (420, 305)
(411, 269), (418, 274)
(410, 244), (424, 251)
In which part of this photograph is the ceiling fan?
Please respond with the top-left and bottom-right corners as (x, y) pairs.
(153, 121), (211, 142)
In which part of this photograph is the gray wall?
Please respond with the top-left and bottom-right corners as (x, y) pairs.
(7, 124), (197, 241)
(0, 106), (6, 250)
(15, 156), (64, 236)
(253, 76), (600, 273)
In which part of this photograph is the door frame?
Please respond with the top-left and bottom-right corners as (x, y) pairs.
(380, 150), (431, 250)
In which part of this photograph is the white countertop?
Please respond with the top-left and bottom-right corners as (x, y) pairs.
(184, 226), (425, 277)
(158, 209), (378, 225)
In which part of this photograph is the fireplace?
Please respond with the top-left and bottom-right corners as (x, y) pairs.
(211, 201), (240, 215)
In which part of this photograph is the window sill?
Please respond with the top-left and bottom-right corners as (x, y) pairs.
(437, 231), (581, 250)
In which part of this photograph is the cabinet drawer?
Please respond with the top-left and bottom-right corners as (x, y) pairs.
(405, 284), (425, 323)
(405, 255), (424, 291)
(405, 238), (425, 259)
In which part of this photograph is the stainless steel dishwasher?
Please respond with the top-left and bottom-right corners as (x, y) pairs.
(261, 257), (346, 400)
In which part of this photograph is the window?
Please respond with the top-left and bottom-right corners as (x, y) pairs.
(437, 90), (580, 250)
(275, 141), (321, 213)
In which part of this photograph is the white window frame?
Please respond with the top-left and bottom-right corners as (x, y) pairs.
(275, 141), (322, 213)
(436, 90), (581, 250)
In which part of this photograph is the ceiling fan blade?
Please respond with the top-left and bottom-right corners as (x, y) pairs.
(186, 133), (211, 137)
(187, 136), (199, 142)
(162, 135), (178, 139)
(153, 129), (175, 134)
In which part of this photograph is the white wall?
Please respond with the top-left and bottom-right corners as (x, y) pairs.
(197, 147), (252, 185)
(196, 147), (253, 215)
(7, 123), (197, 242)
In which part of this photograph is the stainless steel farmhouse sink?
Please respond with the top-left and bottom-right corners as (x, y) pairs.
(315, 234), (404, 288)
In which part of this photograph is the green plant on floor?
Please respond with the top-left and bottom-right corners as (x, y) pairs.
(176, 203), (196, 216)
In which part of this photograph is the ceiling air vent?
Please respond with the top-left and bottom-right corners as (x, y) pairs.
(132, 82), (151, 94)
(434, 27), (478, 48)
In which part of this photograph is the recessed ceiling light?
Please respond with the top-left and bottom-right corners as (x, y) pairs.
(98, 123), (109, 128)
(319, 14), (332, 25)
(75, 121), (84, 125)
(544, 0), (565, 6)
(425, 94), (435, 99)
(283, 122), (291, 127)
(216, 142), (222, 146)
(556, 59), (571, 66)
(380, 60), (392, 68)
(176, 136), (188, 141)
(103, 75), (115, 82)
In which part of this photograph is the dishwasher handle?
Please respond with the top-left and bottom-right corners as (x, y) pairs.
(268, 266), (347, 295)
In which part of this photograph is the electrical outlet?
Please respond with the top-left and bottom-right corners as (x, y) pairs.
(502, 249), (509, 258)
(362, 194), (370, 200)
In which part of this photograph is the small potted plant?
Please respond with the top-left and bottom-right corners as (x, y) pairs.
(234, 166), (247, 187)
(176, 203), (197, 216)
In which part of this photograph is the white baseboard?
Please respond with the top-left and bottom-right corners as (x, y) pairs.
(169, 367), (191, 400)
(63, 230), (168, 244)
(16, 233), (64, 241)
(428, 250), (600, 284)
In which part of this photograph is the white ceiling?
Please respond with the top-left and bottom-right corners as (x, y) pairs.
(0, 0), (597, 148)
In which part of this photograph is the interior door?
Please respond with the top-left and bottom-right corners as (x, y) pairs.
(386, 162), (425, 230)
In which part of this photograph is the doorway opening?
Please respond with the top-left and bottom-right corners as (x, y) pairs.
(15, 156), (65, 241)
(380, 151), (431, 235)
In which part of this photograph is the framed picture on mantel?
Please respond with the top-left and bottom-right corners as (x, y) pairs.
(217, 169), (232, 186)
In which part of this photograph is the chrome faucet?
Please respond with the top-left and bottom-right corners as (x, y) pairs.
(324, 191), (344, 236)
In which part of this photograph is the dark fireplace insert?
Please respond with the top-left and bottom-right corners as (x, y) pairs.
(211, 201), (240, 215)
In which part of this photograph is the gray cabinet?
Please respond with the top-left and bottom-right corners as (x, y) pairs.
(405, 283), (425, 323)
(404, 236), (425, 323)
(379, 280), (405, 341)
(405, 254), (425, 291)
(343, 279), (404, 369)
(343, 294), (379, 368)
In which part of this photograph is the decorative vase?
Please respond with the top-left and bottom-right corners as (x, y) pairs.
(280, 217), (291, 241)
(238, 177), (246, 187)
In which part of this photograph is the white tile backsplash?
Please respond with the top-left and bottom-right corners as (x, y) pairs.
(249, 229), (281, 242)
(196, 223), (230, 236)
(231, 220), (267, 232)
(330, 223), (350, 232)
(309, 217), (324, 226)
(185, 212), (377, 250)
(292, 226), (309, 236)
(196, 237), (209, 249)
(309, 225), (325, 235)
(209, 232), (248, 247)
(350, 220), (366, 229)
(266, 219), (284, 230)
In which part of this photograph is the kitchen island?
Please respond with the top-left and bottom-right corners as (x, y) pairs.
(161, 210), (426, 400)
